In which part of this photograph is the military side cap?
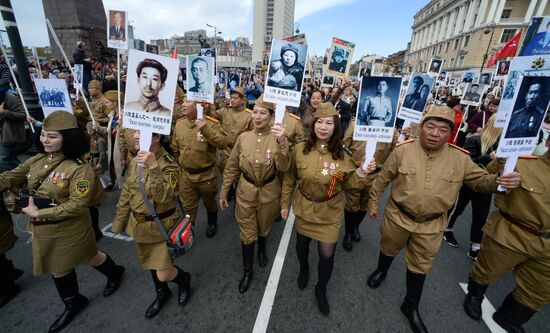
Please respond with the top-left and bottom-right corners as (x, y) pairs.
(43, 111), (78, 131)
(88, 80), (101, 89)
(104, 90), (124, 102)
(422, 105), (455, 125)
(231, 86), (246, 98)
(313, 102), (339, 118)
(255, 94), (275, 111)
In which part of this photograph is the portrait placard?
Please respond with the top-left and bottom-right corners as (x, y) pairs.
(479, 73), (493, 85)
(460, 82), (486, 107)
(107, 9), (128, 50)
(325, 37), (355, 78)
(496, 55), (550, 127)
(495, 60), (510, 78)
(186, 55), (215, 104)
(283, 33), (307, 44)
(228, 73), (241, 91)
(145, 44), (159, 55)
(353, 76), (402, 142)
(397, 72), (435, 123)
(264, 38), (308, 107)
(200, 48), (217, 80)
(357, 61), (372, 79)
(518, 16), (550, 57)
(35, 79), (73, 116)
(73, 64), (83, 89)
(427, 58), (443, 76)
(123, 49), (179, 135)
(497, 75), (550, 157)
(461, 71), (477, 82)
(321, 74), (335, 88)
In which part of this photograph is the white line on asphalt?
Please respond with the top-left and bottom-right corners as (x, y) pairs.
(253, 209), (296, 333)
(459, 283), (506, 333)
(101, 223), (133, 242)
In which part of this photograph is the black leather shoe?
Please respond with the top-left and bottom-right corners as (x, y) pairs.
(0, 283), (21, 309)
(367, 270), (387, 289)
(206, 224), (217, 238)
(171, 267), (191, 306)
(145, 286), (172, 319)
(13, 268), (24, 280)
(49, 294), (89, 332)
(315, 285), (329, 316)
(239, 270), (254, 294)
(342, 233), (353, 251)
(400, 299), (428, 333)
(103, 266), (125, 297)
(463, 279), (488, 321)
(492, 293), (535, 333)
(351, 225), (361, 242)
(258, 237), (268, 268)
(297, 267), (309, 290)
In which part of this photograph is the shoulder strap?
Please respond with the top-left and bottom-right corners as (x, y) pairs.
(396, 139), (415, 148)
(137, 165), (172, 243)
(448, 143), (470, 155)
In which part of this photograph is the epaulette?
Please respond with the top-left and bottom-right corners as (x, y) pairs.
(519, 155), (541, 159)
(245, 108), (253, 114)
(287, 112), (300, 121)
(395, 139), (415, 148)
(449, 143), (470, 155)
(342, 145), (354, 158)
(205, 115), (220, 123)
(73, 157), (85, 166)
(163, 153), (176, 163)
(176, 115), (188, 122)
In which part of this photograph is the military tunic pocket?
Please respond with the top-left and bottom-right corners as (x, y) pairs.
(520, 182), (542, 194)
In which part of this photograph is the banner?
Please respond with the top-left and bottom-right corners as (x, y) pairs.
(35, 79), (73, 116)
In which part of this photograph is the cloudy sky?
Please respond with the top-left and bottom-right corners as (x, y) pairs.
(3, 0), (427, 60)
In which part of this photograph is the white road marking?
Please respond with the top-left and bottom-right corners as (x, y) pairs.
(101, 223), (133, 242)
(459, 283), (506, 333)
(253, 209), (295, 333)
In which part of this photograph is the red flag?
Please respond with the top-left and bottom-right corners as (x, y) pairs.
(487, 30), (521, 67)
(171, 48), (177, 59)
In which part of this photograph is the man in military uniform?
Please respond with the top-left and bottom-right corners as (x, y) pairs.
(403, 76), (423, 109)
(463, 135), (550, 333)
(0, 204), (22, 308)
(126, 58), (170, 116)
(172, 97), (227, 237)
(84, 80), (110, 126)
(358, 80), (393, 126)
(366, 106), (522, 333)
(506, 81), (547, 138)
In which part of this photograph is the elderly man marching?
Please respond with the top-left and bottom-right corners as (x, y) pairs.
(366, 106), (522, 333)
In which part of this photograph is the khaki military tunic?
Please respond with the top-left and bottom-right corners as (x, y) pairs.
(471, 153), (550, 310)
(368, 140), (500, 274)
(0, 153), (97, 275)
(343, 121), (398, 212)
(0, 204), (17, 254)
(212, 104), (254, 174)
(220, 127), (290, 244)
(282, 112), (305, 146)
(119, 127), (138, 163)
(171, 116), (227, 223)
(281, 141), (367, 243)
(90, 94), (110, 126)
(112, 149), (179, 270)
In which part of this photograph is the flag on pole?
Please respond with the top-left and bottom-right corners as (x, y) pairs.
(233, 40), (238, 56)
(171, 48), (177, 59)
(487, 30), (522, 68)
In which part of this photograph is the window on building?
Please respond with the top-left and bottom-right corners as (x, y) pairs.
(438, 44), (442, 54)
(445, 42), (450, 52)
(463, 35), (470, 48)
(459, 56), (465, 67)
(454, 38), (460, 50)
(500, 29), (517, 43)
(450, 58), (455, 67)
(501, 9), (511, 19)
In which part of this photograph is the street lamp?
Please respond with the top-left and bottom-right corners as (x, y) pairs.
(206, 24), (222, 51)
(480, 22), (496, 75)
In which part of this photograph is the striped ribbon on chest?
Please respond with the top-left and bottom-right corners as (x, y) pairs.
(327, 172), (344, 198)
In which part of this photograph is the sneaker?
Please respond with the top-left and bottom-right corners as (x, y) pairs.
(467, 249), (479, 261)
(443, 231), (459, 247)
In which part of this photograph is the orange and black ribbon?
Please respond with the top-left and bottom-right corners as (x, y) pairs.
(327, 172), (344, 198)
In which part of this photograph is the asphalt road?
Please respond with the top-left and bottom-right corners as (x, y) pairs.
(1, 185), (549, 332)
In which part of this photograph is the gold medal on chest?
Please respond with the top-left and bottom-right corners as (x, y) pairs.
(196, 131), (205, 142)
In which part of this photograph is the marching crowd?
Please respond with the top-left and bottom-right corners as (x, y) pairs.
(0, 49), (548, 333)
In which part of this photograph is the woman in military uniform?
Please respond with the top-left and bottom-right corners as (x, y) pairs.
(0, 203), (22, 308)
(281, 103), (376, 315)
(0, 111), (125, 332)
(112, 131), (191, 319)
(219, 95), (290, 293)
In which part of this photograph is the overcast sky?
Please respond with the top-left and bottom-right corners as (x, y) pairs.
(2, 0), (427, 61)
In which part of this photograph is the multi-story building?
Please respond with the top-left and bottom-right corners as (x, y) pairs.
(252, 0), (295, 64)
(404, 0), (549, 77)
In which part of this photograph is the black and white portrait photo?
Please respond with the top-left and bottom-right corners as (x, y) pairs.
(328, 46), (348, 74)
(123, 49), (179, 135)
(495, 60), (510, 78)
(228, 73), (241, 91)
(401, 73), (434, 112)
(186, 55), (215, 103)
(266, 40), (307, 92)
(34, 79), (73, 116)
(357, 76), (401, 127)
(322, 74), (335, 87)
(461, 83), (486, 106)
(505, 76), (549, 139)
(428, 58), (443, 75)
(145, 44), (159, 55)
(479, 72), (493, 85)
(462, 71), (476, 83)
(325, 37), (355, 78)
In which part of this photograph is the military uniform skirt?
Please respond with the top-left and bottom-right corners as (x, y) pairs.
(134, 241), (173, 270)
(0, 207), (18, 254)
(28, 215), (97, 276)
(295, 216), (342, 244)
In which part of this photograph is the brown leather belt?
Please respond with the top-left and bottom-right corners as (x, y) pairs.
(242, 173), (277, 188)
(393, 199), (442, 223)
(185, 164), (215, 175)
(133, 208), (175, 223)
(299, 187), (338, 203)
(499, 210), (550, 238)
(31, 218), (59, 226)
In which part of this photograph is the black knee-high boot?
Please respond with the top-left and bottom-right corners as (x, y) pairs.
(296, 233), (311, 290)
(0, 254), (21, 309)
(342, 210), (353, 251)
(493, 293), (536, 333)
(351, 211), (367, 242)
(88, 206), (103, 241)
(170, 265), (191, 306)
(400, 269), (428, 333)
(315, 254), (334, 316)
(145, 270), (172, 319)
(93, 254), (125, 297)
(239, 242), (255, 293)
(206, 211), (218, 238)
(367, 251), (395, 288)
(49, 270), (89, 332)
(258, 236), (268, 267)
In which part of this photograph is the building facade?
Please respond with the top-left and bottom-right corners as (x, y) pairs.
(252, 0), (295, 64)
(404, 0), (549, 77)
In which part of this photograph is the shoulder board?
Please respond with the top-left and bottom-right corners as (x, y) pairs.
(245, 108), (253, 114)
(342, 145), (354, 158)
(519, 155), (541, 159)
(287, 112), (300, 121)
(163, 153), (176, 163)
(448, 143), (470, 155)
(176, 115), (188, 122)
(395, 139), (415, 148)
(73, 157), (85, 166)
(205, 115), (220, 123)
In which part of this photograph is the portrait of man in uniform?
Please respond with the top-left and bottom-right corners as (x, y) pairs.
(463, 83), (481, 102)
(328, 46), (348, 74)
(358, 79), (394, 126)
(506, 78), (549, 138)
(125, 58), (170, 116)
(109, 11), (126, 41)
(428, 59), (443, 75)
(402, 75), (424, 109)
(479, 73), (492, 85)
(189, 57), (212, 94)
(462, 72), (475, 83)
